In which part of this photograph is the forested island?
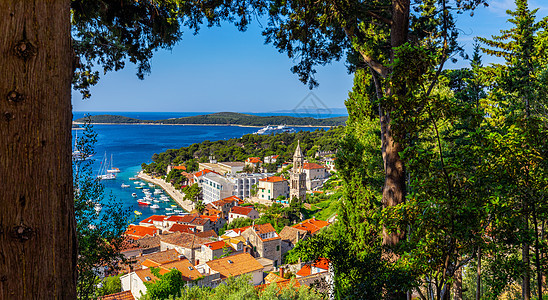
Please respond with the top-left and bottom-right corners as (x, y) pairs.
(142, 126), (344, 175)
(74, 112), (348, 127)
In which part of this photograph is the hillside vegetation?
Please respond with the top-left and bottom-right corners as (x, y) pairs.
(141, 126), (343, 176)
(74, 112), (347, 126)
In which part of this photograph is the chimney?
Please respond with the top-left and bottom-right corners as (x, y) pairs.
(280, 267), (285, 278)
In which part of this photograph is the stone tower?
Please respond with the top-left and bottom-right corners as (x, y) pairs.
(290, 140), (306, 201)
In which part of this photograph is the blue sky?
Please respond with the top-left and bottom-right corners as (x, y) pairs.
(72, 0), (548, 113)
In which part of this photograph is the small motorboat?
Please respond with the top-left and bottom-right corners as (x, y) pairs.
(150, 204), (160, 209)
(134, 211), (142, 215)
(137, 201), (150, 206)
(129, 177), (138, 180)
(121, 183), (130, 188)
(132, 193), (137, 197)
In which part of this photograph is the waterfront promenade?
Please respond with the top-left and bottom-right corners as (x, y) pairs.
(137, 171), (195, 212)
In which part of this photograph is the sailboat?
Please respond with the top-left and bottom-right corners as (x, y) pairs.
(107, 154), (120, 173)
(97, 152), (116, 180)
(72, 130), (93, 160)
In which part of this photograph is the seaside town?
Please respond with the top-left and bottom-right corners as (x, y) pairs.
(102, 140), (337, 299)
(5, 1), (548, 299)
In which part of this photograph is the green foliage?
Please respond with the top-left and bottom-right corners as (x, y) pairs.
(73, 121), (131, 299)
(96, 275), (122, 297)
(143, 127), (344, 176)
(181, 183), (201, 202)
(143, 268), (187, 300)
(170, 275), (323, 300)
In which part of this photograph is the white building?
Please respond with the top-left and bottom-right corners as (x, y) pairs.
(303, 163), (329, 190)
(258, 176), (289, 200)
(227, 173), (269, 199)
(201, 172), (234, 204)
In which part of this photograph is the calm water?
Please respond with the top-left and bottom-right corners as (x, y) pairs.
(73, 112), (327, 222)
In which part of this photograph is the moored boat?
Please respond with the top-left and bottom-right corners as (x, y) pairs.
(134, 211), (142, 215)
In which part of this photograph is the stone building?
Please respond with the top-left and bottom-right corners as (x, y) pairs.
(241, 223), (282, 268)
(289, 141), (306, 201)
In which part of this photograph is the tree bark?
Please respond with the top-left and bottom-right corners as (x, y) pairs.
(454, 267), (463, 300)
(524, 239), (531, 300)
(0, 1), (76, 299)
(476, 247), (482, 300)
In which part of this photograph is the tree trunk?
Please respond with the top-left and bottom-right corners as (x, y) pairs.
(0, 1), (76, 299)
(454, 267), (463, 300)
(476, 247), (482, 300)
(524, 241), (531, 300)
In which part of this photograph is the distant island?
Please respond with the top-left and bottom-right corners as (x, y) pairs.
(73, 112), (348, 127)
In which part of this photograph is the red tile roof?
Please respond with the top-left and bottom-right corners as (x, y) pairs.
(168, 223), (196, 234)
(194, 230), (218, 239)
(101, 290), (135, 300)
(230, 206), (255, 216)
(296, 258), (329, 277)
(259, 176), (286, 183)
(166, 215), (185, 222)
(125, 225), (158, 238)
(252, 223), (277, 235)
(204, 240), (229, 251)
(140, 215), (167, 225)
(194, 169), (214, 177)
(200, 215), (220, 222)
(292, 218), (330, 235)
(303, 163), (325, 170)
(246, 157), (262, 163)
(173, 165), (186, 170)
(223, 195), (242, 202)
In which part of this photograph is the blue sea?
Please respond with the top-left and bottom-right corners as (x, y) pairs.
(73, 111), (334, 222)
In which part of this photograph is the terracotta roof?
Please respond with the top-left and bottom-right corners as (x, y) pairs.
(264, 272), (285, 284)
(141, 259), (164, 268)
(252, 223), (277, 235)
(272, 155), (279, 159)
(121, 249), (180, 273)
(259, 176), (286, 183)
(134, 235), (161, 249)
(206, 253), (263, 278)
(292, 218), (330, 235)
(279, 226), (308, 245)
(125, 225), (158, 238)
(140, 215), (167, 225)
(135, 259), (202, 283)
(303, 163), (325, 170)
(296, 265), (311, 277)
(173, 165), (186, 170)
(256, 278), (301, 292)
(194, 169), (214, 177)
(161, 232), (211, 249)
(166, 215), (185, 222)
(194, 230), (218, 239)
(200, 215), (220, 222)
(296, 258), (329, 277)
(204, 240), (230, 251)
(101, 290), (135, 300)
(246, 157), (262, 163)
(230, 206), (255, 216)
(212, 195), (241, 207)
(168, 223), (196, 234)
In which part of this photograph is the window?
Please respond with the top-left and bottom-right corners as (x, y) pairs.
(277, 245), (280, 251)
